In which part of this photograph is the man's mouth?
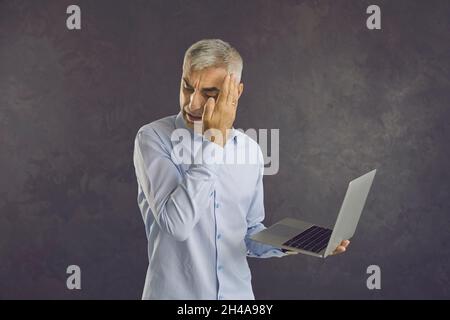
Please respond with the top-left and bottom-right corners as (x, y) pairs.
(185, 112), (202, 123)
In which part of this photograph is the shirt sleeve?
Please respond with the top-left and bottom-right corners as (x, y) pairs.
(133, 128), (224, 242)
(244, 147), (287, 258)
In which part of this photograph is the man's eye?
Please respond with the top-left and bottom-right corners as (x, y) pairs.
(206, 92), (219, 98)
(184, 86), (194, 92)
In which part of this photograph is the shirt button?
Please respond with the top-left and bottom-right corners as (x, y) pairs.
(215, 203), (220, 208)
(217, 234), (222, 239)
(219, 295), (224, 300)
(218, 265), (223, 271)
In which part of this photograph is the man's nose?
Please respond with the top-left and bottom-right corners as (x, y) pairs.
(188, 90), (205, 114)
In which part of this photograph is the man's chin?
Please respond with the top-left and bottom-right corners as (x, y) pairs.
(183, 112), (202, 129)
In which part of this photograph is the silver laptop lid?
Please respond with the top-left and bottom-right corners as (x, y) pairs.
(324, 169), (377, 257)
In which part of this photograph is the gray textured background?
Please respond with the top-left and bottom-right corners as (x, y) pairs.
(1, 0), (449, 299)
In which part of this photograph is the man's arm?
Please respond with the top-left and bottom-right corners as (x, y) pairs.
(133, 73), (238, 242)
(133, 128), (223, 241)
(244, 148), (288, 258)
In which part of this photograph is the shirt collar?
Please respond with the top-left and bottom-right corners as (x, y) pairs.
(175, 110), (238, 145)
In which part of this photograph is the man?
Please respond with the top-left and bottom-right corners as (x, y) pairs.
(133, 39), (349, 300)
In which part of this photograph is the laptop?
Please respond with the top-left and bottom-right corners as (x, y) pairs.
(250, 169), (377, 258)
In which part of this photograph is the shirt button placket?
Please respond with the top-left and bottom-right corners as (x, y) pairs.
(214, 191), (222, 300)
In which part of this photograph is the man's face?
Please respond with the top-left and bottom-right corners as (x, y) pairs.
(179, 67), (241, 129)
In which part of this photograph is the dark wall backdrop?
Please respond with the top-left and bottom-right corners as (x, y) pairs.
(1, 0), (449, 299)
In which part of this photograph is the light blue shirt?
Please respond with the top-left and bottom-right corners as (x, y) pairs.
(133, 111), (286, 300)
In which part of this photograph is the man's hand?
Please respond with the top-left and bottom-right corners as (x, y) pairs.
(331, 240), (350, 255)
(202, 73), (239, 147)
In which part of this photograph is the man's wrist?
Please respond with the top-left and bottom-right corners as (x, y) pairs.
(203, 127), (228, 148)
(192, 138), (224, 167)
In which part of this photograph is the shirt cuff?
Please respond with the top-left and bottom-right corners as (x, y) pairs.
(271, 248), (289, 257)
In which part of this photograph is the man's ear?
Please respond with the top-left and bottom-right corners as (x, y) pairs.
(238, 83), (244, 99)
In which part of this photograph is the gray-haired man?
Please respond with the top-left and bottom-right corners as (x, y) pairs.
(133, 39), (349, 300)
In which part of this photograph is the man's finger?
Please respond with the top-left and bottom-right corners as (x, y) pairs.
(333, 246), (346, 254)
(226, 74), (236, 107)
(217, 73), (230, 109)
(231, 75), (239, 109)
(233, 78), (240, 108)
(332, 246), (345, 255)
(202, 97), (215, 121)
(340, 240), (350, 248)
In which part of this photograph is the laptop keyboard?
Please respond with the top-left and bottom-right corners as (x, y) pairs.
(282, 225), (332, 253)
